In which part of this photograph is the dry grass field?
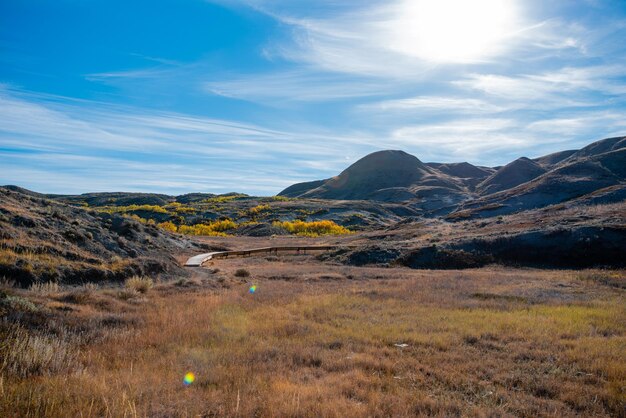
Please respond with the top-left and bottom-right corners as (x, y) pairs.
(1, 257), (624, 417)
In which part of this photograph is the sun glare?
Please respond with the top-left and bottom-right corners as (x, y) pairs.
(390, 0), (518, 63)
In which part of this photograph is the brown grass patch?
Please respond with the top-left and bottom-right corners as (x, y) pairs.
(1, 267), (624, 417)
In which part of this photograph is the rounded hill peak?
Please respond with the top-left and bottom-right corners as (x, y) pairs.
(344, 150), (426, 175)
(477, 156), (546, 195)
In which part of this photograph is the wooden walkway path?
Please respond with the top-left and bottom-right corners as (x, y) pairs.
(185, 245), (336, 267)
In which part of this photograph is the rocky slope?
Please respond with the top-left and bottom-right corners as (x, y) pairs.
(475, 157), (547, 195)
(0, 187), (209, 287)
(454, 147), (626, 218)
(325, 201), (626, 269)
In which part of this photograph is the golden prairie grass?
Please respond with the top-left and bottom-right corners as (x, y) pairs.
(0, 245), (137, 286)
(0, 326), (79, 378)
(1, 268), (624, 417)
(124, 276), (153, 294)
(28, 281), (60, 295)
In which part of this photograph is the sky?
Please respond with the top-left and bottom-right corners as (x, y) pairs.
(1, 0), (625, 195)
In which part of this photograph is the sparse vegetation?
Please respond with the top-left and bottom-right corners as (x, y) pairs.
(269, 195), (291, 202)
(97, 204), (168, 214)
(28, 281), (60, 295)
(124, 276), (154, 293)
(246, 204), (271, 218)
(234, 268), (250, 277)
(273, 220), (352, 236)
(0, 189), (194, 287)
(203, 194), (247, 204)
(577, 270), (626, 289)
(164, 202), (196, 214)
(127, 213), (156, 225)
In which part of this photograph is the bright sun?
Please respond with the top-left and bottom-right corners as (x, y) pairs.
(390, 0), (519, 63)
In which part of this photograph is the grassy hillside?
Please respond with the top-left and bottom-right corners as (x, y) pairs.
(0, 187), (203, 287)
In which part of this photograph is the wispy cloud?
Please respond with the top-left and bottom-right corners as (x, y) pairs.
(389, 118), (529, 163)
(527, 111), (626, 136)
(0, 87), (376, 193)
(456, 65), (626, 101)
(362, 96), (505, 113)
(2, 0), (626, 194)
(204, 70), (396, 102)
(216, 0), (595, 77)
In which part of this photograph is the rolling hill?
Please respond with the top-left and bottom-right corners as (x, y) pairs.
(280, 136), (626, 217)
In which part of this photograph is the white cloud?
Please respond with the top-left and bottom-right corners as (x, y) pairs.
(527, 111), (626, 136)
(454, 65), (626, 108)
(204, 70), (397, 102)
(364, 96), (505, 113)
(0, 88), (380, 194)
(215, 0), (594, 78)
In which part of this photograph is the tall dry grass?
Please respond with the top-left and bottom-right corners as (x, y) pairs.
(0, 326), (79, 378)
(124, 276), (154, 294)
(1, 268), (624, 417)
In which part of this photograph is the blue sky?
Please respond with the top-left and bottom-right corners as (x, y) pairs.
(1, 0), (625, 195)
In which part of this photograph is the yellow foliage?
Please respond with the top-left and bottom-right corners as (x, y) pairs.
(99, 204), (168, 214)
(247, 204), (271, 217)
(210, 219), (237, 232)
(178, 225), (226, 236)
(176, 219), (237, 236)
(164, 202), (196, 214)
(157, 221), (178, 233)
(269, 196), (291, 202)
(127, 214), (155, 225)
(273, 220), (351, 236)
(203, 194), (246, 204)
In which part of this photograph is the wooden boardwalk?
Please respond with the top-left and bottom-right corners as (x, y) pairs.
(185, 245), (336, 267)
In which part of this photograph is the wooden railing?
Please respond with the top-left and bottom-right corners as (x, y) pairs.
(185, 245), (336, 267)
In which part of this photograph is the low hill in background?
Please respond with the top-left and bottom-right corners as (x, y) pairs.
(279, 136), (626, 218)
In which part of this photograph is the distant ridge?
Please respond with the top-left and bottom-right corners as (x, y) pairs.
(279, 179), (326, 198)
(425, 161), (493, 179)
(280, 150), (466, 209)
(476, 157), (547, 195)
(279, 136), (626, 216)
(532, 150), (577, 167)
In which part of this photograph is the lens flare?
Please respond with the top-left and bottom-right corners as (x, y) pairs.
(183, 372), (195, 386)
(249, 285), (257, 294)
